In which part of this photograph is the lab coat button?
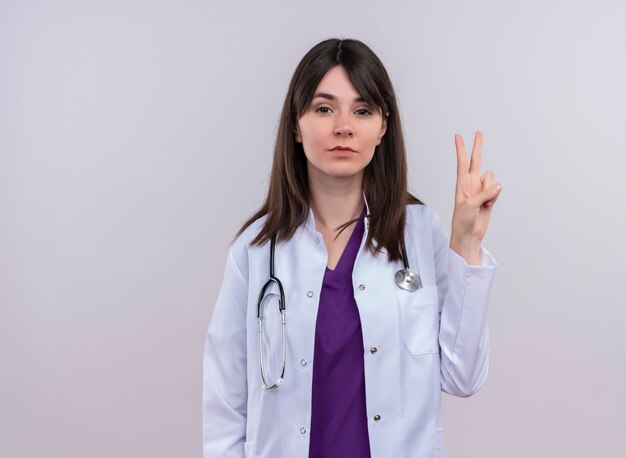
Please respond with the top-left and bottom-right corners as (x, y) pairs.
(373, 415), (381, 422)
(300, 359), (308, 367)
(314, 237), (320, 244)
(300, 427), (307, 434)
(307, 291), (314, 298)
(358, 284), (366, 291)
(370, 346), (378, 354)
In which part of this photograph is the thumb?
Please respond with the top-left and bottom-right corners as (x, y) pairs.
(470, 183), (502, 207)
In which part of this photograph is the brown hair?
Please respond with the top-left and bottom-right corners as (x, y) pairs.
(236, 38), (422, 262)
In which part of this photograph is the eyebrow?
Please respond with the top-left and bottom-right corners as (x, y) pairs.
(312, 92), (366, 102)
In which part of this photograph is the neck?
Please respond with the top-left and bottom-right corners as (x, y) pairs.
(308, 171), (364, 232)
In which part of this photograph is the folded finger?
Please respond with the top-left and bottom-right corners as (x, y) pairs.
(481, 171), (495, 189)
(483, 182), (502, 207)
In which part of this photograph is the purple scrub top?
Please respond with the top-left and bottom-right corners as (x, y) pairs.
(308, 213), (371, 458)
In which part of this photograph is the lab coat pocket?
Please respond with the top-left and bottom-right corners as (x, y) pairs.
(396, 285), (440, 356)
(244, 441), (256, 458)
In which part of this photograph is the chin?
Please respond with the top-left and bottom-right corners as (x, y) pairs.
(321, 167), (366, 179)
(306, 157), (371, 181)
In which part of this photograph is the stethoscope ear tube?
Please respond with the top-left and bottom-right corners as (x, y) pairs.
(258, 235), (287, 390)
(258, 308), (286, 390)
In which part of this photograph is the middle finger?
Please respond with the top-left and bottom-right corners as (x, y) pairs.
(469, 131), (483, 175)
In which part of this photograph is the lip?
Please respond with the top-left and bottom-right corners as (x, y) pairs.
(330, 146), (355, 152)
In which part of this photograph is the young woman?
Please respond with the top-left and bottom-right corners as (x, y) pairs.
(203, 38), (501, 458)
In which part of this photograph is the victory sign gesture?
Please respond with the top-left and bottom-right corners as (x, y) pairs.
(449, 131), (502, 265)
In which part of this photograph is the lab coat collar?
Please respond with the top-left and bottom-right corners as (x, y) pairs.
(363, 191), (371, 216)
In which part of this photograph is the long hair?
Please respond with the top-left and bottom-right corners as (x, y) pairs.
(236, 38), (422, 262)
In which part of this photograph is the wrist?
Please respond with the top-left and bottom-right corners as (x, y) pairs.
(450, 235), (482, 265)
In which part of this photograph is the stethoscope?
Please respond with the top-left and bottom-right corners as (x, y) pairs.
(257, 234), (422, 390)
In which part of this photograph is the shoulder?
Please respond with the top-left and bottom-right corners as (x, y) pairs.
(228, 215), (269, 280)
(405, 203), (448, 241)
(231, 215), (268, 250)
(405, 202), (436, 226)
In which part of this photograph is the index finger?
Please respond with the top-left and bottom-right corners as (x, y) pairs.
(454, 134), (468, 177)
(469, 131), (483, 175)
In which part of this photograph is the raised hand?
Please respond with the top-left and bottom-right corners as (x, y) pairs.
(450, 131), (501, 265)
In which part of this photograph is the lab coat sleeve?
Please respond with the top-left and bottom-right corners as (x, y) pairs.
(430, 209), (497, 397)
(203, 247), (248, 458)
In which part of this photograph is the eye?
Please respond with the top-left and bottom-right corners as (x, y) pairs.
(314, 106), (332, 114)
(355, 107), (373, 116)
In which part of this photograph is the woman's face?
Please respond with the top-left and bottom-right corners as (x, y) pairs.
(295, 65), (387, 183)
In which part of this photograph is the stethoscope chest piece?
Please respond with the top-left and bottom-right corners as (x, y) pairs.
(396, 241), (422, 292)
(395, 268), (422, 292)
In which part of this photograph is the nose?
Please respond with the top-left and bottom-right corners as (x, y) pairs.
(333, 111), (353, 137)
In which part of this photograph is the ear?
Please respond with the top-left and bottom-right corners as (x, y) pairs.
(376, 114), (388, 145)
(294, 124), (302, 143)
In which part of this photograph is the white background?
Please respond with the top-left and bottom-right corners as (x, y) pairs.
(1, 1), (625, 457)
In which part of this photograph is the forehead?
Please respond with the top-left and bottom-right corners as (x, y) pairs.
(313, 65), (361, 98)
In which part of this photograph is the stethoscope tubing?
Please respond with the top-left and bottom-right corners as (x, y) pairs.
(258, 231), (421, 389)
(257, 236), (287, 389)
